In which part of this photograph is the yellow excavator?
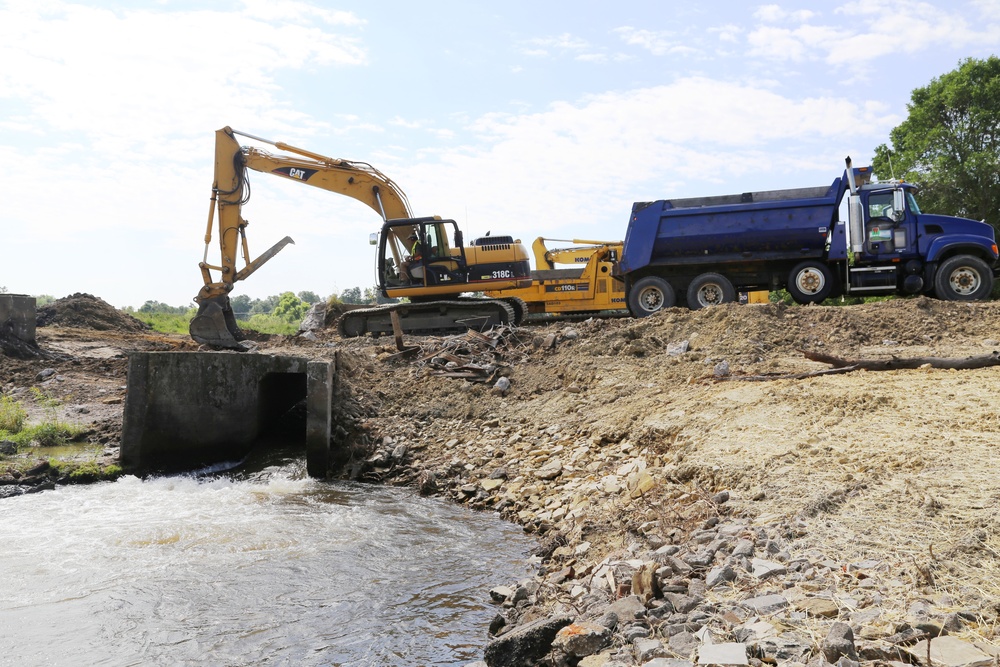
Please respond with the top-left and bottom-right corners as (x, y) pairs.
(189, 127), (533, 348)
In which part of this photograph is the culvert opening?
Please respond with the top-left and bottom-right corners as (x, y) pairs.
(256, 372), (308, 447)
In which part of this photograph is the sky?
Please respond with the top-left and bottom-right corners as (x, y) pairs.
(3, 0), (1000, 309)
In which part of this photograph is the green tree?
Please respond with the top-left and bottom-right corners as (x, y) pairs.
(138, 300), (188, 314)
(297, 290), (322, 304)
(249, 295), (281, 315)
(339, 287), (364, 304)
(230, 294), (253, 315)
(873, 56), (1000, 232)
(273, 291), (309, 322)
(364, 286), (398, 304)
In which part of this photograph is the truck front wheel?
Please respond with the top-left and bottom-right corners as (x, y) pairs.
(788, 261), (834, 304)
(934, 255), (993, 301)
(628, 276), (676, 317)
(686, 273), (736, 309)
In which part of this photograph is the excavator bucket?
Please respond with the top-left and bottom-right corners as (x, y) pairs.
(189, 296), (246, 349)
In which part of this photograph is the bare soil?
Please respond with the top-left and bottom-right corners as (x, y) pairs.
(5, 294), (1000, 630)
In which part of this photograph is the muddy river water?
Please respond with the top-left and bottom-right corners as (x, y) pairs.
(0, 459), (536, 666)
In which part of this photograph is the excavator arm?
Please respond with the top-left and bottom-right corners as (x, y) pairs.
(189, 126), (413, 348)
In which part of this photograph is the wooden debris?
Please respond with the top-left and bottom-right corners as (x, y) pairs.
(380, 324), (531, 383)
(801, 349), (1000, 371)
(711, 349), (1000, 382)
(388, 310), (420, 359)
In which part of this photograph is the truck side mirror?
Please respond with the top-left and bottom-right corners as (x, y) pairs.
(369, 232), (378, 246)
(454, 230), (463, 247)
(892, 189), (905, 222)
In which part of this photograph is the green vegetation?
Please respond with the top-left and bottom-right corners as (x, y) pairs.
(1, 394), (116, 485)
(113, 280), (410, 339)
(124, 286), (394, 335)
(65, 460), (123, 482)
(769, 290), (896, 307)
(18, 422), (83, 447)
(244, 314), (299, 335)
(131, 310), (196, 334)
(0, 395), (27, 433)
(30, 387), (63, 410)
(0, 394), (82, 447)
(273, 291), (310, 322)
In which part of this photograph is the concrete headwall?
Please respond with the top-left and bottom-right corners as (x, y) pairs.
(0, 294), (36, 345)
(121, 351), (336, 475)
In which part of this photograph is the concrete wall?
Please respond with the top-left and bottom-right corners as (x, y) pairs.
(121, 351), (336, 475)
(0, 294), (36, 344)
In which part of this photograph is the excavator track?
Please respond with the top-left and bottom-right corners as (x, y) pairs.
(338, 299), (517, 338)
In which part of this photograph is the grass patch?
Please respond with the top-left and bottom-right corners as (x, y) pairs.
(243, 314), (300, 335)
(131, 310), (197, 334)
(132, 310), (301, 335)
(1, 422), (84, 447)
(65, 460), (123, 483)
(0, 395), (27, 433)
(30, 387), (62, 410)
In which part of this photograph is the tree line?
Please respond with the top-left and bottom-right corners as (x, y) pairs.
(130, 287), (394, 323)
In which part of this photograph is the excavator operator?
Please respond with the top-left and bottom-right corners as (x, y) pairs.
(400, 233), (423, 282)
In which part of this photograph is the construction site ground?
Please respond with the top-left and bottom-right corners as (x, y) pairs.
(4, 293), (1000, 656)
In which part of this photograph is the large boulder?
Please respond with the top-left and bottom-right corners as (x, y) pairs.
(484, 615), (574, 667)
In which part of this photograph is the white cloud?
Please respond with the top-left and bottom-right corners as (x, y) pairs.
(396, 78), (898, 243)
(746, 24), (843, 62)
(828, 1), (1000, 64)
(710, 23), (744, 43)
(971, 0), (1000, 20)
(520, 32), (591, 57)
(748, 1), (1000, 64)
(240, 0), (365, 26)
(753, 5), (817, 23)
(389, 117), (423, 129)
(614, 26), (698, 57)
(0, 0), (367, 150)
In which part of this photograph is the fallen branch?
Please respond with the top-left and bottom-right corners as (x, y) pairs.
(710, 349), (1000, 382)
(800, 349), (1000, 371)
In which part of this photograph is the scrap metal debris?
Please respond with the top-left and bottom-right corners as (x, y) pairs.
(384, 325), (534, 383)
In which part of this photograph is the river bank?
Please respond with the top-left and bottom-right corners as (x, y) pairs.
(4, 294), (1000, 666)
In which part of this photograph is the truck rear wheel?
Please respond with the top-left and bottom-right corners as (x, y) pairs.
(934, 255), (992, 301)
(628, 276), (675, 317)
(788, 261), (834, 304)
(686, 273), (736, 309)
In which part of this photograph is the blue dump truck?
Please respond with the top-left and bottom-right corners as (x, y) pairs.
(617, 159), (1000, 315)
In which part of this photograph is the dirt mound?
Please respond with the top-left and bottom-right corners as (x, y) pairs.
(556, 296), (1000, 365)
(35, 293), (148, 333)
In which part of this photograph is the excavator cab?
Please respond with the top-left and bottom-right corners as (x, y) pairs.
(377, 217), (469, 293)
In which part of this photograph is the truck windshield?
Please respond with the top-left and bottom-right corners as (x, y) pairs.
(906, 191), (922, 215)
